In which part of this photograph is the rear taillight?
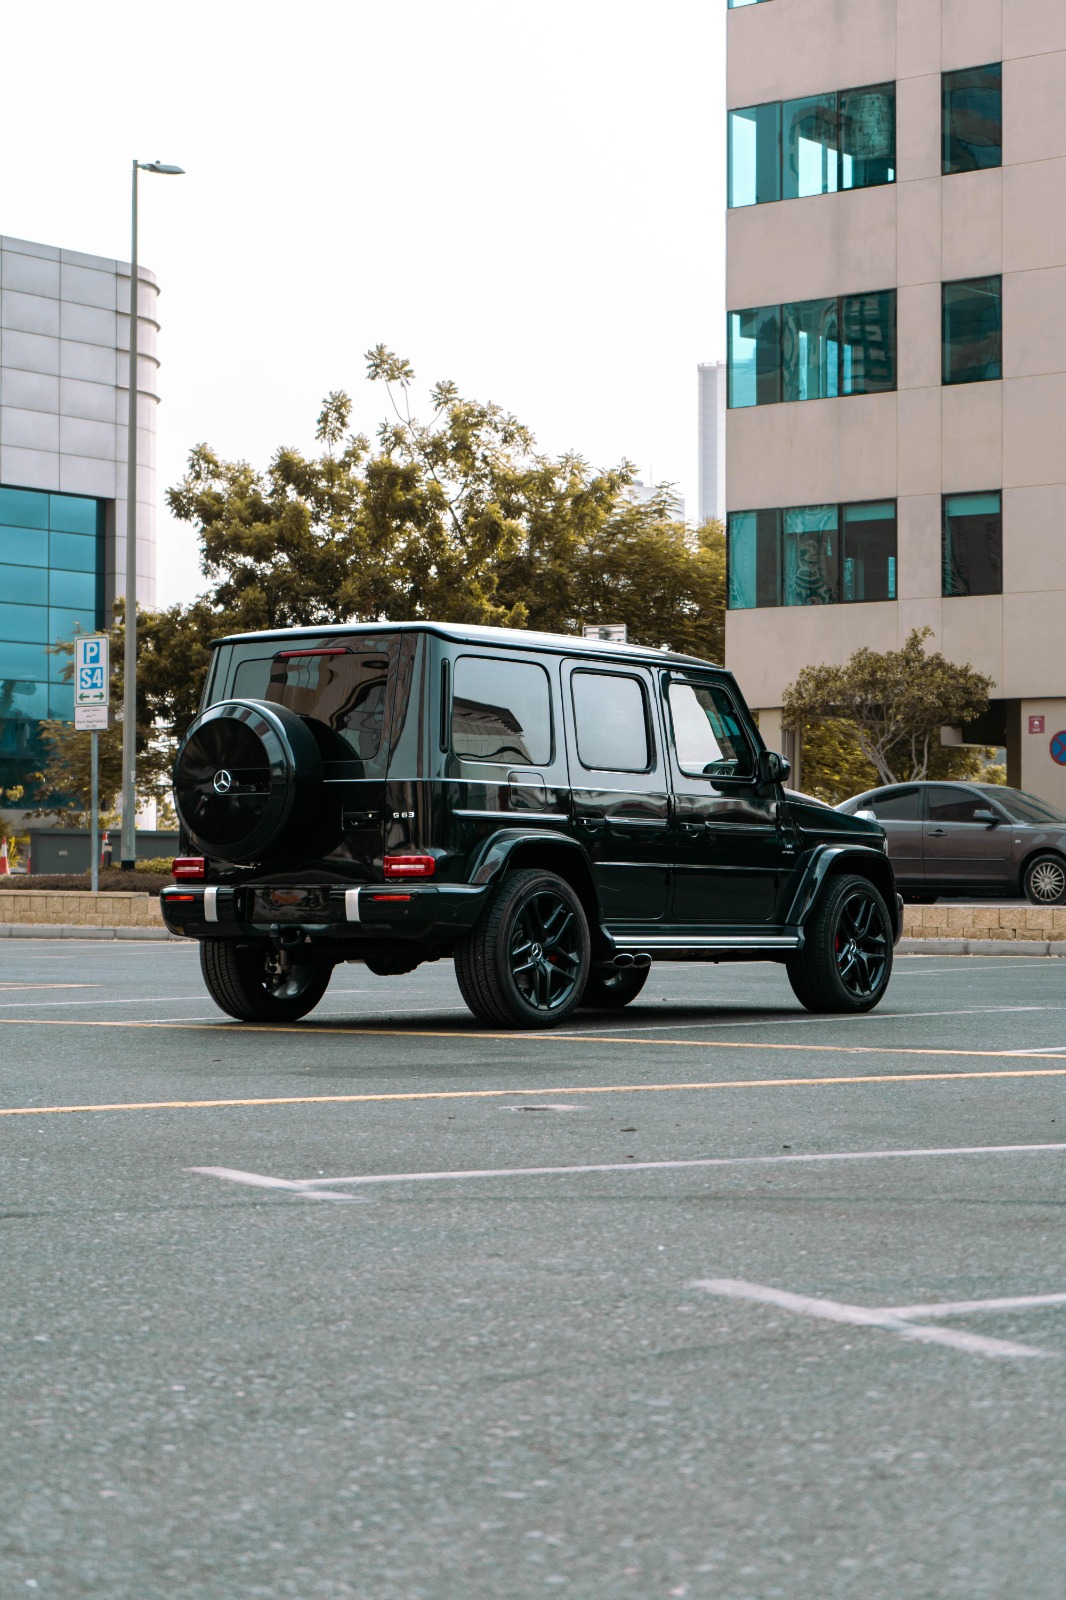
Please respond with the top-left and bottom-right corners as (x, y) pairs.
(173, 857), (206, 881)
(383, 855), (435, 879)
(166, 892), (197, 903)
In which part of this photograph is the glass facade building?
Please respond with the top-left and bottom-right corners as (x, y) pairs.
(0, 486), (105, 793)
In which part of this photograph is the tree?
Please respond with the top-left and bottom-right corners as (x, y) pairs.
(782, 628), (994, 792)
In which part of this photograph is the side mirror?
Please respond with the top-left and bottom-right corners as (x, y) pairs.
(757, 750), (791, 792)
(855, 808), (877, 823)
(973, 808), (999, 825)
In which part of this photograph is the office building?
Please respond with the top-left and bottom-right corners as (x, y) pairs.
(0, 235), (159, 798)
(724, 0), (1066, 804)
(697, 361), (727, 524)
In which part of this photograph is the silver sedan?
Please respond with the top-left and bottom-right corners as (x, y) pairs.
(836, 781), (1066, 904)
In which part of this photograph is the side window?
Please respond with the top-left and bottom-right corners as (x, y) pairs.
(451, 656), (552, 766)
(927, 787), (996, 824)
(666, 679), (755, 779)
(871, 788), (921, 821)
(571, 671), (651, 773)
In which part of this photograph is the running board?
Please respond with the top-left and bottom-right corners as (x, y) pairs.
(613, 932), (802, 953)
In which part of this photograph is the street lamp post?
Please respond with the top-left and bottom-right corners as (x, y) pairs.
(120, 158), (184, 870)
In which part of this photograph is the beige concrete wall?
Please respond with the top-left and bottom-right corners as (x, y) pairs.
(726, 0), (1066, 806)
(0, 891), (163, 927)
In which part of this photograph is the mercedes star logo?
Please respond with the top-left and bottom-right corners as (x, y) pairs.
(212, 769), (234, 795)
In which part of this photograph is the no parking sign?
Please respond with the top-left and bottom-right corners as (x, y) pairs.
(1051, 731), (1066, 767)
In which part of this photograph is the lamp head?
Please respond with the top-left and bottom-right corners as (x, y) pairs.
(139, 161), (185, 175)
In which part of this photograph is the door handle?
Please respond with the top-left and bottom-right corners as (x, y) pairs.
(578, 815), (605, 830)
(681, 822), (707, 838)
(927, 828), (947, 837)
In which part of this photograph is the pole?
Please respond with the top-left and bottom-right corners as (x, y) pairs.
(120, 158), (139, 869)
(90, 732), (100, 893)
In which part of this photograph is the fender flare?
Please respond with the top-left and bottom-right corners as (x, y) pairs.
(466, 828), (604, 934)
(784, 845), (901, 942)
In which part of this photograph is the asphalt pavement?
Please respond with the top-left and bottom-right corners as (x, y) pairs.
(2, 942), (1066, 1598)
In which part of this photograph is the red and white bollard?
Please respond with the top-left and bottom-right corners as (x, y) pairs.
(0, 838), (9, 876)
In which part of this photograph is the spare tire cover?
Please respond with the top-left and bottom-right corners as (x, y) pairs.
(173, 699), (323, 863)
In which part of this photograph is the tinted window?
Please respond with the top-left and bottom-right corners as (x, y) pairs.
(943, 491), (1001, 597)
(230, 646), (392, 760)
(872, 788), (921, 821)
(452, 655), (551, 766)
(667, 681), (754, 778)
(927, 787), (998, 823)
(572, 672), (650, 772)
(943, 276), (1002, 384)
(943, 63), (1002, 175)
(985, 788), (1066, 825)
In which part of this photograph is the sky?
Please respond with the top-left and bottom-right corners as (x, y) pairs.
(1, 0), (726, 609)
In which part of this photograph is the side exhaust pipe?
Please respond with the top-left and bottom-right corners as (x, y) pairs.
(613, 952), (652, 970)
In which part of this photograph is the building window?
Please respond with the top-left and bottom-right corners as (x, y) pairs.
(943, 275), (1002, 385)
(728, 290), (896, 408)
(728, 500), (897, 609)
(728, 305), (782, 408)
(942, 492), (1002, 597)
(0, 485), (104, 797)
(729, 83), (894, 208)
(727, 508), (780, 609)
(943, 63), (1002, 174)
(728, 0), (772, 8)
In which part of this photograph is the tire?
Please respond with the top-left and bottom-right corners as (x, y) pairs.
(1023, 853), (1066, 906)
(786, 873), (893, 1014)
(173, 698), (332, 864)
(454, 869), (591, 1029)
(579, 965), (650, 1010)
(200, 939), (333, 1022)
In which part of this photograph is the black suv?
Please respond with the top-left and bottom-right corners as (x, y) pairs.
(163, 622), (900, 1027)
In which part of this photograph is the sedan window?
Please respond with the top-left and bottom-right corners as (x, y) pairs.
(981, 787), (1066, 825)
(870, 787), (921, 821)
(927, 786), (1001, 823)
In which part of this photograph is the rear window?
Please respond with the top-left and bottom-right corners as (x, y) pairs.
(571, 671), (651, 773)
(870, 788), (921, 821)
(451, 655), (552, 766)
(226, 643), (393, 760)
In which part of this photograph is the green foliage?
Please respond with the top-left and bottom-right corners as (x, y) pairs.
(153, 352), (727, 769)
(783, 628), (993, 790)
(136, 856), (175, 875)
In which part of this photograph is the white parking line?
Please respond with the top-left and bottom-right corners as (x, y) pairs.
(689, 1279), (1049, 1360)
(189, 1140), (1066, 1198)
(880, 1293), (1066, 1319)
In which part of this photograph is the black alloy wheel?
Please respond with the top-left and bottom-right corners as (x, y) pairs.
(786, 873), (893, 1014)
(200, 939), (333, 1022)
(1023, 853), (1066, 906)
(454, 868), (591, 1029)
(832, 888), (890, 1000)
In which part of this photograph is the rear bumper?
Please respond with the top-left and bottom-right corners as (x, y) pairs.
(159, 882), (490, 948)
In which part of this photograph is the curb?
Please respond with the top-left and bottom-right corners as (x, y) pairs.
(897, 937), (1066, 957)
(0, 924), (184, 942)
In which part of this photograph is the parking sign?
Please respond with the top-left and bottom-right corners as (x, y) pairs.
(75, 635), (109, 707)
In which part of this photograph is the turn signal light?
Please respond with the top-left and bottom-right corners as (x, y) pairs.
(383, 855), (435, 879)
(173, 857), (206, 881)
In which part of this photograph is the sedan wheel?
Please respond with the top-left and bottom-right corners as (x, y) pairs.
(1023, 854), (1066, 906)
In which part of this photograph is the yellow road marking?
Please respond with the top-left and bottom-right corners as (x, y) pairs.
(3, 1065), (1066, 1117)
(0, 984), (94, 992)
(0, 1013), (1064, 1064)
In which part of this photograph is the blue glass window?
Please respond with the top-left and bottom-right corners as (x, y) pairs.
(0, 681), (48, 722)
(729, 82), (894, 207)
(48, 683), (75, 720)
(728, 305), (781, 408)
(48, 607), (96, 646)
(943, 276), (1002, 384)
(943, 492), (1002, 596)
(840, 83), (895, 189)
(0, 526), (48, 566)
(728, 499), (897, 610)
(842, 502), (897, 601)
(48, 493), (100, 536)
(728, 0), (772, 8)
(0, 487), (49, 530)
(782, 94), (838, 199)
(0, 604), (48, 643)
(841, 290), (897, 393)
(50, 569), (97, 610)
(50, 531), (98, 572)
(729, 291), (895, 408)
(782, 298), (839, 401)
(728, 509), (781, 609)
(783, 505), (839, 606)
(727, 103), (781, 207)
(0, 565), (48, 606)
(943, 64), (1002, 175)
(0, 641), (49, 678)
